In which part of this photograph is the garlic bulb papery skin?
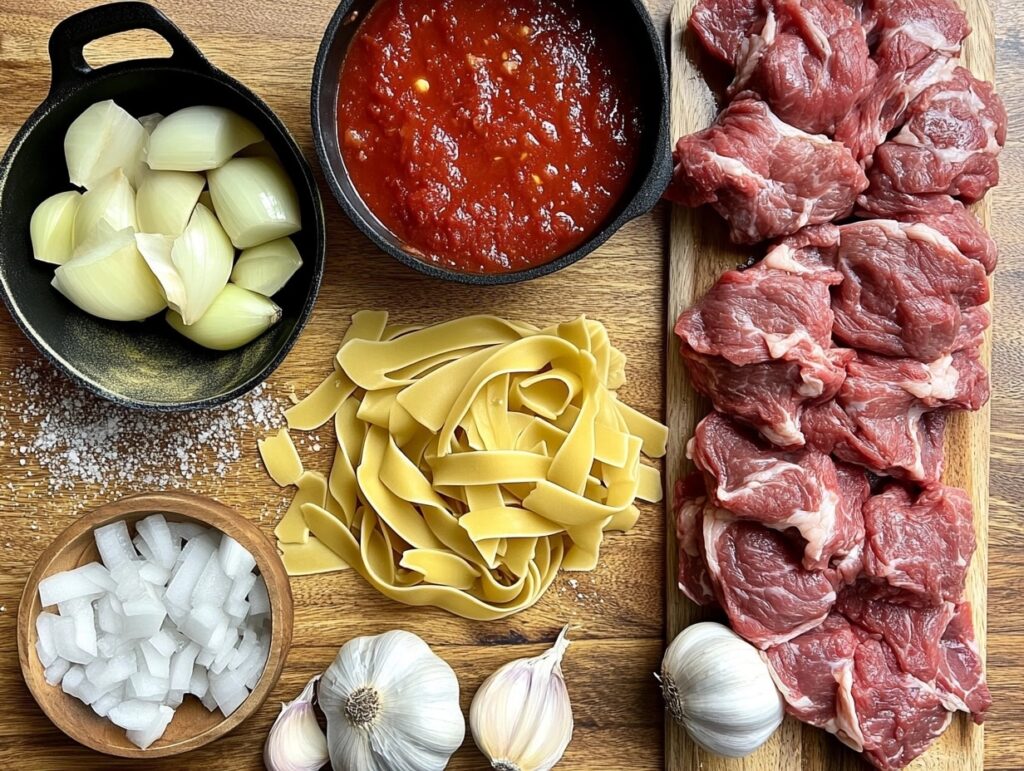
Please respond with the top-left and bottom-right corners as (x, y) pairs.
(318, 630), (465, 771)
(64, 99), (147, 189)
(470, 626), (574, 771)
(264, 675), (329, 771)
(659, 622), (784, 758)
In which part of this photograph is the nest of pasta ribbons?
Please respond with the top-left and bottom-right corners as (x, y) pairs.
(259, 312), (667, 620)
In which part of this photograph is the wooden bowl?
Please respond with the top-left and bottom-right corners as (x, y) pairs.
(17, 491), (293, 758)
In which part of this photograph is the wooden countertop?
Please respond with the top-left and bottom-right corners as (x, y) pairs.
(0, 1), (1018, 769)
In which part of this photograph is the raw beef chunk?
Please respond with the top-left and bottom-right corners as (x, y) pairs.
(762, 612), (862, 737)
(838, 588), (956, 681)
(802, 350), (986, 483)
(835, 0), (968, 160)
(861, 483), (976, 605)
(730, 0), (877, 135)
(936, 602), (992, 721)
(674, 242), (849, 446)
(703, 512), (836, 647)
(831, 219), (990, 361)
(857, 191), (998, 273)
(666, 97), (867, 243)
(825, 463), (871, 586)
(868, 67), (1006, 202)
(689, 413), (863, 568)
(805, 398), (947, 484)
(690, 0), (766, 64)
(674, 475), (717, 606)
(849, 638), (953, 770)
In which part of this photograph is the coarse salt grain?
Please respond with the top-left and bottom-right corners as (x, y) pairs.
(0, 360), (288, 496)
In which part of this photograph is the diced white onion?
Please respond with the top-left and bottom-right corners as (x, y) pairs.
(74, 170), (137, 247)
(146, 105), (263, 172)
(53, 223), (166, 321)
(64, 100), (148, 189)
(170, 203), (234, 324)
(230, 237), (302, 296)
(167, 283), (281, 350)
(135, 170), (204, 236)
(30, 191), (81, 265)
(207, 156), (301, 249)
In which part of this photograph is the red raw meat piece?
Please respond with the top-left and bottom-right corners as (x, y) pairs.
(690, 0), (766, 64)
(849, 638), (953, 770)
(674, 474), (718, 606)
(862, 483), (976, 605)
(762, 612), (863, 743)
(857, 190), (998, 274)
(869, 67), (1006, 203)
(936, 602), (991, 722)
(675, 233), (850, 446)
(832, 219), (990, 361)
(825, 463), (871, 587)
(690, 413), (863, 569)
(730, 0), (877, 135)
(703, 512), (836, 648)
(666, 97), (867, 243)
(838, 587), (956, 681)
(834, 0), (968, 160)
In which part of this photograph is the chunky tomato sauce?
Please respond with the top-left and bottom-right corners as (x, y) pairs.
(337, 0), (642, 273)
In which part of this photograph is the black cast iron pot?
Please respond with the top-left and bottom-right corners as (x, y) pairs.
(0, 2), (325, 410)
(311, 0), (672, 285)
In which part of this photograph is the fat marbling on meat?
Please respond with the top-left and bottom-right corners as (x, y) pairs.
(666, 97), (867, 243)
(936, 602), (992, 721)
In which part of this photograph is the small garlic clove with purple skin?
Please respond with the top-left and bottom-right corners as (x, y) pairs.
(264, 675), (329, 771)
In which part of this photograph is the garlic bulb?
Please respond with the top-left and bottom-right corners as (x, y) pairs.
(264, 676), (329, 771)
(64, 99), (147, 189)
(659, 622), (784, 758)
(470, 626), (574, 771)
(318, 630), (465, 771)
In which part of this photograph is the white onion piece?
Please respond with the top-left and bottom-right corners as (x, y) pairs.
(230, 237), (302, 296)
(136, 233), (187, 315)
(147, 106), (263, 172)
(166, 284), (281, 350)
(53, 223), (166, 321)
(30, 191), (81, 265)
(207, 157), (301, 249)
(136, 170), (204, 236)
(64, 100), (148, 189)
(171, 203), (234, 324)
(74, 170), (137, 247)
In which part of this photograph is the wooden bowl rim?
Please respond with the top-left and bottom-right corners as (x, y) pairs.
(17, 491), (294, 758)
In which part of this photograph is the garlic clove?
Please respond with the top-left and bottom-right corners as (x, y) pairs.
(230, 237), (303, 296)
(658, 622), (784, 758)
(166, 283), (281, 350)
(207, 156), (301, 249)
(147, 105), (263, 172)
(470, 625), (574, 771)
(64, 99), (147, 189)
(73, 169), (137, 247)
(170, 203), (234, 324)
(30, 190), (81, 265)
(53, 223), (166, 321)
(136, 170), (205, 236)
(136, 232), (187, 315)
(264, 675), (329, 771)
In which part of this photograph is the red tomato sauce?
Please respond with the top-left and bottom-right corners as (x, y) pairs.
(337, 0), (643, 274)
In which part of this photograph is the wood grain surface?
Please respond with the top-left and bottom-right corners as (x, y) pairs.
(0, 1), (1018, 770)
(664, 0), (993, 769)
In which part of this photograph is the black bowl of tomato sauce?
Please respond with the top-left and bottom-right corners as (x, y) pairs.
(311, 0), (671, 284)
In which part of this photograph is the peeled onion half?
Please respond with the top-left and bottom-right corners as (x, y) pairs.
(207, 157), (301, 249)
(166, 284), (281, 350)
(31, 191), (81, 265)
(230, 237), (302, 296)
(64, 100), (147, 189)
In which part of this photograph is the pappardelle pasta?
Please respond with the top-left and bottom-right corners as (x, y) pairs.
(265, 311), (667, 620)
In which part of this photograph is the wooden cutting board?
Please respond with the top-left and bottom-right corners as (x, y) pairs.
(664, 0), (995, 769)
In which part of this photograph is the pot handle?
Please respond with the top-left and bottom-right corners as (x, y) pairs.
(47, 1), (209, 94)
